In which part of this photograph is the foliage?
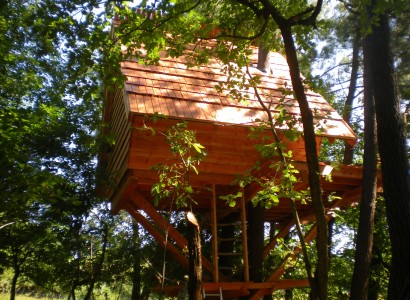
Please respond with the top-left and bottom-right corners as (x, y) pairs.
(150, 121), (206, 208)
(0, 0), (408, 298)
(0, 0), (113, 298)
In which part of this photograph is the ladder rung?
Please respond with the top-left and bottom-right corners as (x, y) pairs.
(203, 286), (223, 299)
(219, 252), (242, 256)
(218, 237), (237, 241)
(218, 266), (242, 270)
(218, 222), (241, 227)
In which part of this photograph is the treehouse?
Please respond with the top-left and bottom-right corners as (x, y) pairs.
(99, 44), (376, 299)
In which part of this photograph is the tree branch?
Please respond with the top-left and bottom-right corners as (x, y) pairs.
(199, 15), (269, 41)
(115, 0), (202, 43)
(292, 0), (323, 27)
(236, 0), (264, 17)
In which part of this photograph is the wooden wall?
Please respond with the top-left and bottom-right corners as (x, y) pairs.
(99, 86), (131, 200)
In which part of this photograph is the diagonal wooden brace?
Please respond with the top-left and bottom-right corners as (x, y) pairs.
(126, 203), (190, 270)
(127, 191), (225, 280)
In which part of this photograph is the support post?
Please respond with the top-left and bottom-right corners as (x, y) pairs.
(240, 189), (250, 282)
(187, 212), (202, 300)
(211, 184), (219, 282)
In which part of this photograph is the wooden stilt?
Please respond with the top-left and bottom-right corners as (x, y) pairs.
(240, 189), (249, 282)
(211, 183), (219, 282)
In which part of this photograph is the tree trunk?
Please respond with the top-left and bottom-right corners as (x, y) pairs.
(131, 220), (142, 300)
(187, 212), (202, 300)
(280, 24), (328, 300)
(343, 25), (361, 165)
(247, 203), (265, 283)
(10, 259), (19, 300)
(364, 3), (410, 299)
(68, 284), (77, 300)
(349, 43), (378, 299)
(368, 200), (389, 300)
(367, 246), (382, 300)
(257, 42), (270, 73)
(327, 218), (334, 268)
(84, 223), (109, 300)
(263, 221), (276, 300)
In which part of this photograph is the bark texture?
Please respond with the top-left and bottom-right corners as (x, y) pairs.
(280, 25), (328, 300)
(364, 4), (410, 299)
(257, 42), (270, 73)
(187, 212), (202, 300)
(343, 26), (361, 165)
(10, 254), (20, 300)
(247, 203), (265, 283)
(235, 0), (328, 298)
(349, 46), (378, 300)
(131, 220), (142, 300)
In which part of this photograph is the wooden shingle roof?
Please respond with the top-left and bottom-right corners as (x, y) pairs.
(122, 46), (356, 145)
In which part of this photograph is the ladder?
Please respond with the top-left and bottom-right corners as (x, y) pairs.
(211, 185), (249, 282)
(217, 220), (244, 277)
(203, 286), (223, 299)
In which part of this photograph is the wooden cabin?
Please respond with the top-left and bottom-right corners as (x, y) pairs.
(99, 44), (371, 299)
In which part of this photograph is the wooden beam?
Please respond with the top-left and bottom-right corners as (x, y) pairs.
(128, 191), (224, 280)
(129, 191), (188, 248)
(203, 280), (310, 291)
(211, 183), (219, 282)
(126, 205), (190, 270)
(251, 226), (317, 299)
(240, 189), (250, 282)
(263, 218), (294, 258)
(153, 279), (309, 297)
(274, 279), (310, 289)
(263, 186), (365, 260)
(110, 172), (136, 214)
(333, 186), (362, 208)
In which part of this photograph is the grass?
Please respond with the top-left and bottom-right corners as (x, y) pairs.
(0, 294), (56, 300)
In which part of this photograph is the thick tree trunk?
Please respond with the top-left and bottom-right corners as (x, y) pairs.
(187, 212), (202, 300)
(247, 203), (265, 283)
(368, 201), (389, 300)
(349, 46), (378, 300)
(327, 218), (334, 261)
(280, 25), (328, 300)
(257, 42), (270, 73)
(131, 220), (142, 300)
(364, 4), (410, 299)
(10, 260), (19, 300)
(364, 6), (410, 300)
(367, 246), (382, 300)
(263, 221), (276, 300)
(343, 26), (361, 165)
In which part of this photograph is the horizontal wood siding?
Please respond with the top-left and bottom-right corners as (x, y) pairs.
(102, 87), (131, 199)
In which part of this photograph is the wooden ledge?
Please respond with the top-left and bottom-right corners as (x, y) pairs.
(152, 279), (309, 297)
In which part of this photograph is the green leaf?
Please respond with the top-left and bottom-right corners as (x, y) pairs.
(185, 186), (194, 194)
(192, 142), (204, 153)
(192, 164), (199, 174)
